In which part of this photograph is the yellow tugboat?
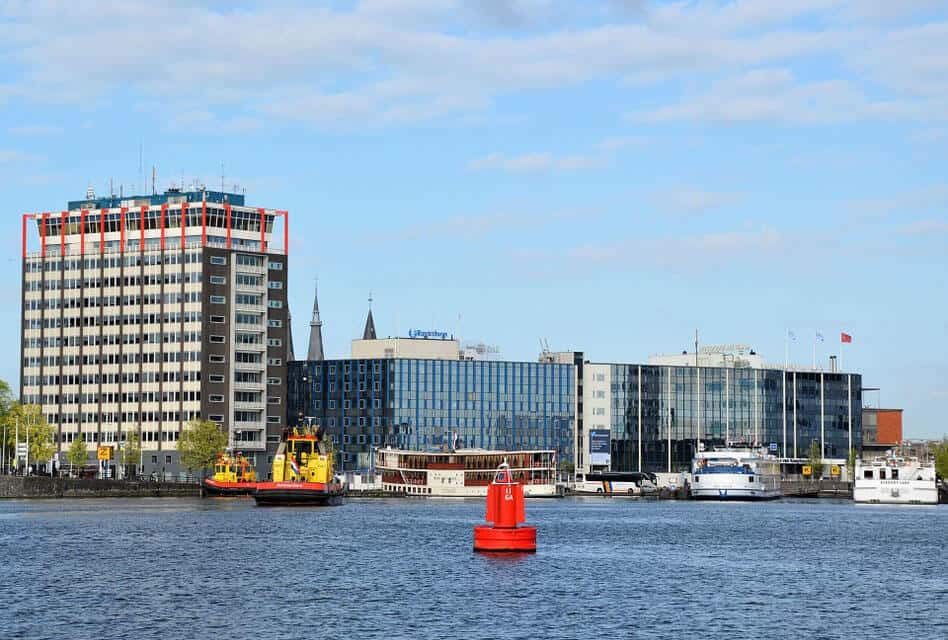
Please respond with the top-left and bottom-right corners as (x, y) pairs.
(254, 425), (345, 506)
(203, 452), (258, 497)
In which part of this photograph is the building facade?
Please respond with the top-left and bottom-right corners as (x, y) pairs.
(579, 358), (862, 474)
(861, 408), (903, 458)
(288, 358), (575, 472)
(20, 188), (289, 477)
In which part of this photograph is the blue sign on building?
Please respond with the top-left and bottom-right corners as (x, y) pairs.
(589, 430), (611, 467)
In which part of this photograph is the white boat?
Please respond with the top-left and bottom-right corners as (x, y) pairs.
(854, 457), (937, 505)
(374, 448), (559, 497)
(691, 447), (781, 501)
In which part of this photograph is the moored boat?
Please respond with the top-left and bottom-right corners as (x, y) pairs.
(254, 426), (345, 506)
(203, 452), (258, 496)
(374, 448), (559, 497)
(691, 447), (781, 501)
(854, 457), (937, 505)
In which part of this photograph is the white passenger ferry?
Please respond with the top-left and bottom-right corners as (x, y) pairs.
(374, 448), (558, 497)
(854, 457), (937, 505)
(691, 447), (781, 500)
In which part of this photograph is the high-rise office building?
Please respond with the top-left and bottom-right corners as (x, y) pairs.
(20, 187), (289, 477)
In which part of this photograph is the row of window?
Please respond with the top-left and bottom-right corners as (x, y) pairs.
(25, 251), (203, 272)
(24, 331), (203, 349)
(37, 390), (202, 404)
(23, 370), (201, 387)
(24, 291), (203, 310)
(24, 311), (203, 330)
(25, 272), (203, 291)
(45, 410), (202, 424)
(24, 351), (203, 367)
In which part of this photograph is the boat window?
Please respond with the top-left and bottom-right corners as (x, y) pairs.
(879, 469), (887, 480)
(863, 469), (873, 479)
(748, 476), (754, 483)
(891, 469), (899, 479)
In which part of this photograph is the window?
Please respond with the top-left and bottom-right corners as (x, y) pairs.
(209, 275), (226, 285)
(210, 315), (225, 324)
(267, 338), (282, 347)
(209, 394), (224, 402)
(237, 254), (264, 267)
(268, 358), (282, 366)
(210, 256), (226, 265)
(209, 374), (225, 383)
(165, 455), (172, 464)
(209, 335), (225, 343)
(268, 281), (283, 289)
(236, 294), (261, 305)
(267, 300), (283, 309)
(863, 469), (873, 479)
(210, 295), (225, 304)
(209, 414), (224, 422)
(209, 355), (225, 363)
(266, 416), (281, 424)
(268, 319), (283, 328)
(267, 396), (281, 404)
(267, 377), (280, 385)
(268, 261), (283, 270)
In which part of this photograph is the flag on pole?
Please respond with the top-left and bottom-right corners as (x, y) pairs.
(841, 332), (852, 343)
(788, 330), (796, 341)
(816, 331), (824, 342)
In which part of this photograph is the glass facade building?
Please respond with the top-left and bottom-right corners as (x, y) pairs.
(288, 358), (575, 472)
(600, 364), (861, 473)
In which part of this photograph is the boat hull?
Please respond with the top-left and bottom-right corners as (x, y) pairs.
(203, 479), (257, 497)
(853, 482), (937, 505)
(691, 474), (782, 501)
(253, 481), (346, 506)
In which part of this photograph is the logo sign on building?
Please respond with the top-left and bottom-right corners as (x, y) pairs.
(769, 442), (778, 452)
(97, 446), (113, 461)
(589, 430), (611, 466)
(409, 329), (449, 339)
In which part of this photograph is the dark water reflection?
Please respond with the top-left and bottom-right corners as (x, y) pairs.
(1, 497), (945, 639)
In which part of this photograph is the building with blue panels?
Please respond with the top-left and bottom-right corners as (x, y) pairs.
(288, 358), (575, 472)
(579, 349), (862, 475)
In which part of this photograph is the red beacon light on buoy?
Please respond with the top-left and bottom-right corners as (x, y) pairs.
(473, 461), (537, 553)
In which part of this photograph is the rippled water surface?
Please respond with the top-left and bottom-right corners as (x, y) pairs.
(1, 497), (945, 639)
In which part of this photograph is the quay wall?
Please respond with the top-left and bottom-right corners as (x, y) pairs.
(0, 476), (200, 499)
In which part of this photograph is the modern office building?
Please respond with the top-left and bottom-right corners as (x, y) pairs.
(577, 346), (862, 475)
(20, 187), (289, 477)
(287, 305), (575, 472)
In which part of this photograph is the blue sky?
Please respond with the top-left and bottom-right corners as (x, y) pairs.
(1, 1), (946, 438)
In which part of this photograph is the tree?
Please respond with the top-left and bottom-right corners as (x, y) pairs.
(807, 440), (823, 480)
(933, 439), (948, 481)
(66, 436), (87, 477)
(120, 431), (141, 478)
(4, 403), (55, 470)
(178, 419), (227, 478)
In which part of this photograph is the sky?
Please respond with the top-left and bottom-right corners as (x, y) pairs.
(1, 0), (946, 438)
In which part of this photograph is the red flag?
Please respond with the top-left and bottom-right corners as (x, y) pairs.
(841, 332), (852, 343)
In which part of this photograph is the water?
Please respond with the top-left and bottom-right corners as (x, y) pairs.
(1, 497), (945, 640)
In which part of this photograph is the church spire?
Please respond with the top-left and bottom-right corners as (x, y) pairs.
(362, 292), (377, 340)
(306, 281), (325, 361)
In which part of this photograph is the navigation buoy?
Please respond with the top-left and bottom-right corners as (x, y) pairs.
(473, 462), (537, 553)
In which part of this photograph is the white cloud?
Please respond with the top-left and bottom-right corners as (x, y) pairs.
(899, 219), (948, 236)
(655, 188), (744, 215)
(468, 152), (604, 172)
(0, 1), (945, 130)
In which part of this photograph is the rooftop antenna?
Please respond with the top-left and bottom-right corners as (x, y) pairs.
(151, 166), (157, 195)
(138, 140), (143, 195)
(109, 177), (114, 198)
(695, 328), (699, 367)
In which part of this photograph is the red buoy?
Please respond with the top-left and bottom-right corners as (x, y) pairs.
(473, 462), (537, 553)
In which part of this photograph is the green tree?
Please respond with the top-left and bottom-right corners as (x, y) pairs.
(120, 431), (141, 478)
(178, 419), (227, 478)
(807, 440), (823, 480)
(4, 403), (55, 469)
(66, 437), (87, 477)
(933, 439), (948, 480)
